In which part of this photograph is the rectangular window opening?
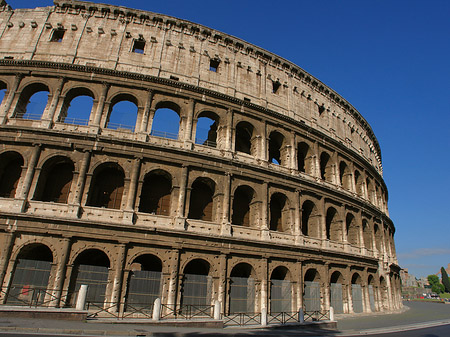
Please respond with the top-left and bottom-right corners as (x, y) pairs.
(272, 81), (281, 94)
(209, 59), (220, 72)
(132, 40), (146, 54)
(50, 29), (65, 42)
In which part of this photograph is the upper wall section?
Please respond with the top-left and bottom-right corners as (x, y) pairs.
(0, 0), (383, 174)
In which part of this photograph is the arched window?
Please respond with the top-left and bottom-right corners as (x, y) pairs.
(14, 83), (50, 120)
(326, 207), (342, 241)
(229, 263), (255, 314)
(33, 157), (74, 203)
(0, 81), (7, 106)
(0, 152), (23, 198)
(87, 164), (124, 209)
(181, 259), (211, 310)
(297, 142), (312, 174)
(351, 273), (364, 313)
(59, 88), (95, 125)
(374, 224), (382, 253)
(320, 152), (332, 182)
(138, 170), (172, 216)
(270, 266), (291, 313)
(354, 170), (364, 196)
(69, 249), (110, 305)
(6, 244), (53, 305)
(330, 271), (344, 314)
(268, 131), (285, 165)
(346, 213), (359, 246)
(301, 200), (320, 238)
(269, 193), (289, 232)
(304, 269), (321, 312)
(235, 121), (254, 155)
(106, 95), (138, 132)
(362, 220), (373, 250)
(125, 254), (162, 310)
(366, 177), (375, 203)
(188, 178), (215, 221)
(339, 161), (352, 190)
(151, 102), (180, 139)
(232, 185), (255, 227)
(368, 275), (376, 312)
(195, 111), (219, 147)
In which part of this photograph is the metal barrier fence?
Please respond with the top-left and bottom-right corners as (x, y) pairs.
(304, 310), (330, 322)
(223, 312), (262, 326)
(1, 286), (76, 308)
(160, 304), (214, 319)
(12, 113), (42, 120)
(150, 130), (178, 140)
(267, 311), (300, 324)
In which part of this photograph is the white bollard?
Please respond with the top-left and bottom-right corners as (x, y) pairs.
(299, 308), (304, 323)
(261, 307), (267, 326)
(76, 284), (88, 310)
(152, 298), (161, 321)
(329, 306), (334, 321)
(213, 300), (221, 320)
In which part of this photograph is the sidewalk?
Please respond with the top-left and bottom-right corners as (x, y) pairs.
(0, 301), (449, 336)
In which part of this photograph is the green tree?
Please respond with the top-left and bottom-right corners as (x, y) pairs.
(441, 267), (450, 293)
(432, 283), (445, 294)
(428, 274), (439, 286)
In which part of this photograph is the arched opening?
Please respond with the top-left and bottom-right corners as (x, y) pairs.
(297, 142), (312, 174)
(14, 83), (50, 120)
(6, 244), (53, 305)
(368, 275), (376, 312)
(151, 102), (180, 140)
(106, 94), (138, 132)
(339, 161), (352, 190)
(379, 277), (388, 311)
(346, 213), (360, 246)
(187, 178), (215, 221)
(301, 200), (320, 238)
(59, 88), (95, 125)
(229, 263), (255, 314)
(330, 271), (344, 314)
(354, 170), (364, 197)
(231, 185), (254, 227)
(270, 266), (291, 313)
(304, 269), (321, 312)
(268, 131), (285, 165)
(138, 170), (172, 216)
(195, 111), (219, 147)
(69, 249), (110, 305)
(125, 254), (162, 310)
(181, 259), (211, 310)
(320, 152), (333, 182)
(351, 273), (363, 313)
(366, 178), (375, 203)
(326, 207), (342, 241)
(0, 81), (7, 106)
(269, 193), (290, 232)
(87, 164), (124, 209)
(0, 152), (23, 198)
(33, 157), (74, 203)
(235, 121), (254, 155)
(362, 220), (373, 250)
(374, 224), (382, 253)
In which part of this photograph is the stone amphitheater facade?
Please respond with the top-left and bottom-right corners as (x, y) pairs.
(0, 0), (401, 316)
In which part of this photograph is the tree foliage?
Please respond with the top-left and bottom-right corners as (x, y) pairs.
(432, 283), (445, 294)
(428, 274), (439, 286)
(441, 267), (450, 293)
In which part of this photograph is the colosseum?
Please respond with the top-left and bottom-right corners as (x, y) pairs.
(0, 0), (401, 321)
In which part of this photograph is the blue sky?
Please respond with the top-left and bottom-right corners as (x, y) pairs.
(8, 0), (450, 278)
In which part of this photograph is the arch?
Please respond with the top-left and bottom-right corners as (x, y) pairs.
(351, 272), (364, 313)
(270, 266), (292, 313)
(187, 178), (215, 221)
(138, 170), (172, 216)
(14, 83), (50, 120)
(326, 207), (342, 241)
(330, 271), (344, 314)
(231, 185), (255, 227)
(297, 142), (313, 174)
(195, 111), (219, 147)
(366, 177), (375, 203)
(0, 81), (6, 106)
(301, 200), (321, 238)
(268, 131), (285, 165)
(339, 161), (352, 190)
(6, 243), (53, 305)
(320, 152), (333, 182)
(0, 151), (23, 198)
(125, 254), (162, 309)
(269, 192), (290, 232)
(374, 224), (382, 253)
(59, 87), (95, 125)
(368, 274), (377, 312)
(68, 249), (110, 305)
(354, 170), (364, 197)
(235, 121), (255, 155)
(304, 268), (321, 312)
(346, 213), (360, 246)
(362, 219), (373, 250)
(229, 262), (256, 314)
(33, 156), (74, 203)
(87, 163), (125, 209)
(106, 94), (138, 132)
(151, 101), (181, 139)
(181, 259), (212, 308)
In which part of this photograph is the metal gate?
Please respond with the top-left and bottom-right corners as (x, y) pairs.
(229, 277), (255, 313)
(74, 264), (109, 304)
(351, 284), (363, 313)
(270, 279), (291, 313)
(304, 281), (320, 312)
(369, 285), (376, 312)
(182, 274), (212, 306)
(330, 283), (344, 314)
(126, 270), (161, 309)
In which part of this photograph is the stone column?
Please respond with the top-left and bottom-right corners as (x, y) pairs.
(294, 190), (301, 241)
(0, 232), (16, 288)
(92, 82), (109, 127)
(52, 238), (71, 307)
(290, 131), (296, 170)
(69, 150), (91, 217)
(313, 142), (321, 178)
(217, 254), (227, 314)
(17, 144), (41, 212)
(362, 269), (371, 312)
(261, 122), (268, 161)
(221, 173), (232, 235)
(110, 244), (127, 312)
(166, 249), (180, 310)
(124, 158), (141, 223)
(261, 182), (269, 239)
(323, 264), (330, 311)
(183, 99), (195, 143)
(296, 260), (303, 310)
(260, 258), (268, 313)
(139, 89), (154, 135)
(175, 165), (188, 228)
(225, 108), (233, 153)
(41, 77), (65, 128)
(0, 73), (23, 124)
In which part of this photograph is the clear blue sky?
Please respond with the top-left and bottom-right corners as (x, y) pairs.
(8, 0), (450, 278)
